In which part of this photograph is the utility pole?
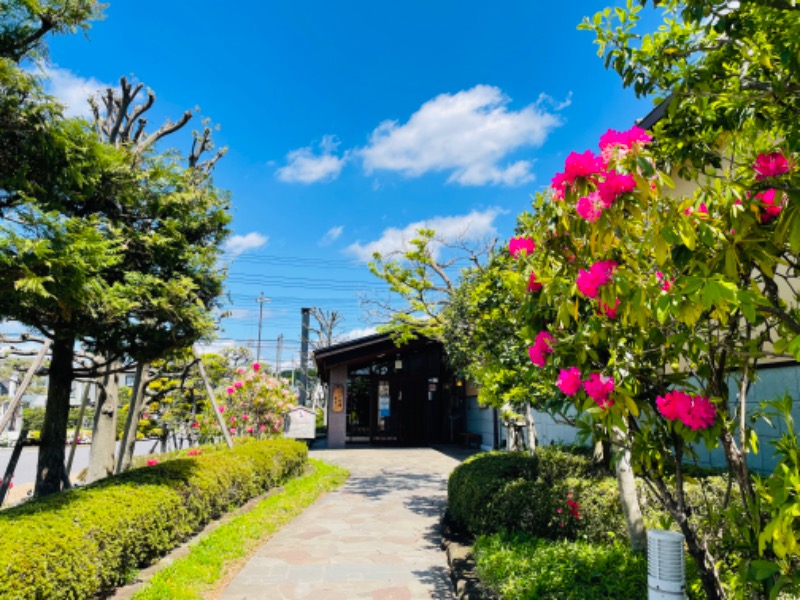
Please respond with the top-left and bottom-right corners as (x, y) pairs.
(256, 293), (270, 363)
(275, 334), (283, 378)
(299, 308), (310, 406)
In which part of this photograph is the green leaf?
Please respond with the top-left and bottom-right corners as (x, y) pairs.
(749, 560), (781, 581)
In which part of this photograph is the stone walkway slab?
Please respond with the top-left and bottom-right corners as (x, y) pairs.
(217, 447), (463, 600)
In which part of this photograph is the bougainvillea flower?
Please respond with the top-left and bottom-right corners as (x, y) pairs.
(576, 192), (604, 222)
(527, 271), (543, 292)
(509, 236), (536, 257)
(597, 172), (636, 207)
(562, 150), (607, 184)
(253, 363), (261, 371)
(583, 373), (615, 408)
(557, 367), (583, 396)
(656, 390), (689, 421)
(598, 298), (620, 319)
(754, 152), (789, 180)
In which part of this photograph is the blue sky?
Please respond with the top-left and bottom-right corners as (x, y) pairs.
(35, 1), (660, 368)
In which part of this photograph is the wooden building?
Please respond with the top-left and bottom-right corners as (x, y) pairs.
(314, 333), (462, 448)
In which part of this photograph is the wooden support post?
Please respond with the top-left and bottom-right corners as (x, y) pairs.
(116, 363), (146, 474)
(193, 347), (233, 449)
(66, 381), (93, 475)
(0, 339), (52, 435)
(0, 428), (29, 506)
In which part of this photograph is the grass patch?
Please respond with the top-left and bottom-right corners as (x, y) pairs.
(133, 459), (348, 600)
(474, 531), (647, 600)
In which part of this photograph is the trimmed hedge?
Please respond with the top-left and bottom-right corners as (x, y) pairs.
(0, 438), (307, 599)
(447, 451), (538, 535)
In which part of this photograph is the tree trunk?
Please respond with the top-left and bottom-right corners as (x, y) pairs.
(86, 361), (119, 483)
(524, 403), (537, 456)
(116, 362), (147, 473)
(34, 332), (76, 497)
(612, 428), (647, 552)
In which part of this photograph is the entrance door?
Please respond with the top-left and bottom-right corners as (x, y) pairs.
(371, 377), (400, 443)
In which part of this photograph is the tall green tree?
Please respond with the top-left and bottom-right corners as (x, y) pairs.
(0, 2), (231, 496)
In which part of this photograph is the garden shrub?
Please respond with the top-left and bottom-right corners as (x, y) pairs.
(0, 439), (307, 599)
(535, 444), (596, 484)
(447, 451), (538, 534)
(474, 531), (647, 600)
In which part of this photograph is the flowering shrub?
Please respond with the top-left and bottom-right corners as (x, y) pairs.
(506, 122), (799, 596)
(202, 363), (296, 439)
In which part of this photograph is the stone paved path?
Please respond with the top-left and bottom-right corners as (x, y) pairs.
(217, 447), (464, 600)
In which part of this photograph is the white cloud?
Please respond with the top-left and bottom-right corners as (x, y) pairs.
(40, 65), (109, 119)
(341, 326), (378, 341)
(344, 208), (502, 263)
(276, 135), (348, 183)
(223, 232), (268, 257)
(319, 225), (344, 246)
(360, 85), (563, 186)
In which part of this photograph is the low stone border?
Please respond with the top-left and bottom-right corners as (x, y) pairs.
(441, 512), (497, 600)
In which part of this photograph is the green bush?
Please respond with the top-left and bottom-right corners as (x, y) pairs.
(0, 438), (307, 599)
(447, 451), (538, 534)
(535, 444), (597, 484)
(474, 532), (647, 600)
(447, 447), (621, 541)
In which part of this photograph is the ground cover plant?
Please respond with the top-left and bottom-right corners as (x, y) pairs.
(0, 439), (306, 599)
(474, 533), (647, 600)
(133, 458), (348, 600)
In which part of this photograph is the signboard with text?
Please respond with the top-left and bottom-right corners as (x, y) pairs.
(284, 406), (316, 439)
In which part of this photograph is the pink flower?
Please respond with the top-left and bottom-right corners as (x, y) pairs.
(230, 415), (236, 422)
(656, 271), (673, 292)
(597, 172), (636, 207)
(187, 448), (200, 456)
(253, 363), (261, 371)
(527, 271), (543, 292)
(236, 368), (245, 375)
(754, 152), (789, 180)
(259, 424), (266, 432)
(234, 381), (243, 389)
(756, 189), (784, 222)
(147, 459), (159, 466)
(563, 150), (607, 184)
(698, 203), (708, 215)
(576, 192), (604, 222)
(598, 298), (620, 319)
(557, 367), (582, 396)
(528, 331), (555, 368)
(191, 421), (199, 429)
(226, 387), (234, 395)
(583, 373), (615, 408)
(599, 126), (652, 157)
(219, 406), (226, 413)
(509, 236), (536, 257)
(242, 414), (249, 421)
(656, 390), (716, 430)
(247, 426), (254, 434)
(551, 172), (568, 200)
(576, 261), (617, 298)
(682, 396), (716, 430)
